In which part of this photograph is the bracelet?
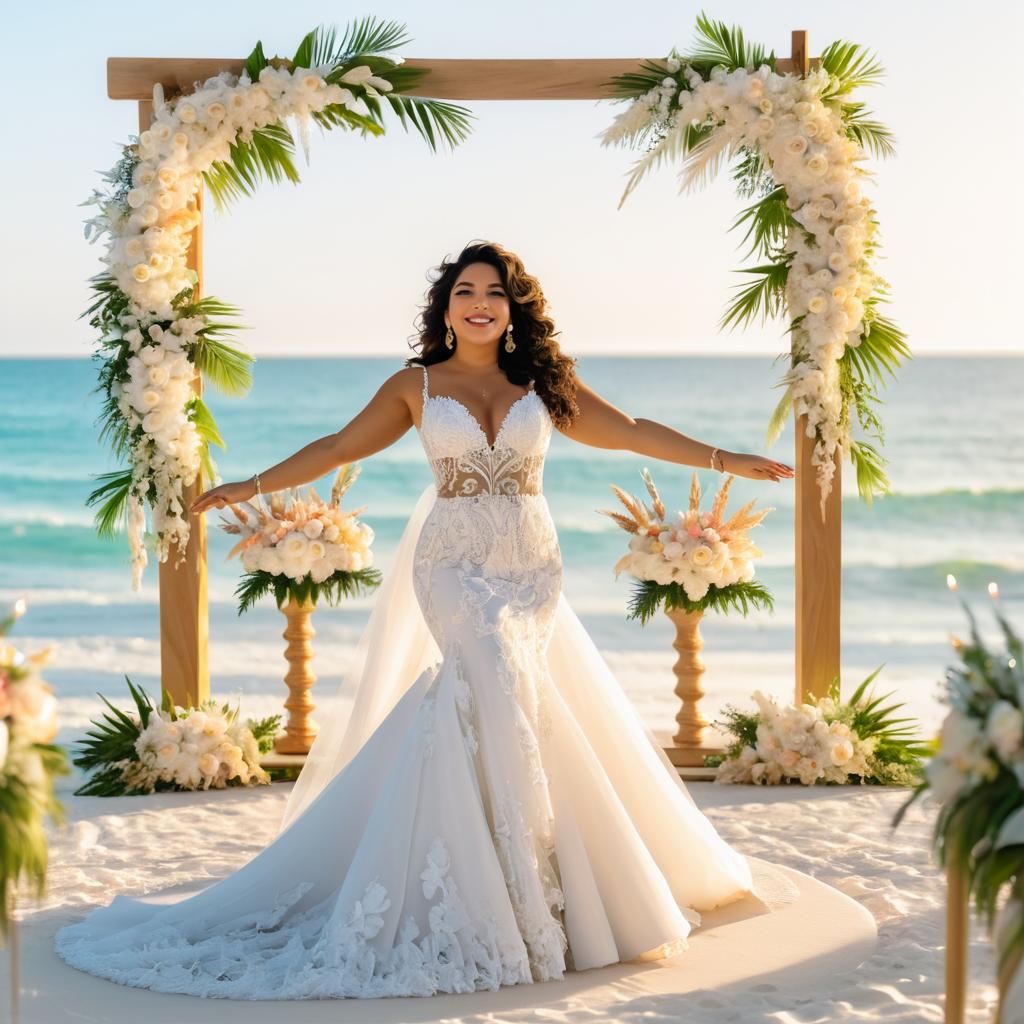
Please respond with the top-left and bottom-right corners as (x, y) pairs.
(710, 448), (724, 473)
(252, 472), (262, 497)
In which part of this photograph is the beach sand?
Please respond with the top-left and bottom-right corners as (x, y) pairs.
(4, 769), (998, 1023)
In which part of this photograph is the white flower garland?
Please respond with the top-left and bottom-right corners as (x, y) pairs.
(85, 62), (394, 589)
(600, 58), (885, 519)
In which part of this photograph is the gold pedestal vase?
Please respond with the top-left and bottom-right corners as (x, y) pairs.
(275, 594), (318, 755)
(662, 605), (725, 768)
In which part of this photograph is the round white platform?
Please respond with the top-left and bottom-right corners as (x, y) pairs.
(14, 852), (875, 1023)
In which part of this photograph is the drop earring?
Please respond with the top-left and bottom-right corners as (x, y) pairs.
(504, 323), (516, 353)
(445, 324), (454, 350)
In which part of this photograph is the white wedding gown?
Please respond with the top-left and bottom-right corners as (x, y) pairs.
(54, 364), (770, 999)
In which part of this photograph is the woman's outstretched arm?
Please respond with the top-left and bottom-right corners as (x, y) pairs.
(558, 377), (794, 483)
(189, 367), (419, 516)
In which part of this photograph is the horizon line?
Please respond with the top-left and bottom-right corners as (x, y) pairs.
(2, 349), (1022, 360)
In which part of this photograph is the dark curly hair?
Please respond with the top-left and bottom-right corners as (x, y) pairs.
(405, 240), (581, 430)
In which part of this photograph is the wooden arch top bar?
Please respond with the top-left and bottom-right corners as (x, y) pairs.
(107, 55), (819, 102)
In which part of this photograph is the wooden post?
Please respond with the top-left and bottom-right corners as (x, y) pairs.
(794, 413), (842, 703)
(138, 99), (210, 710)
(946, 862), (968, 1024)
(788, 30), (841, 705)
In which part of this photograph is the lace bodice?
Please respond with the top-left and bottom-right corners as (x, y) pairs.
(415, 364), (552, 498)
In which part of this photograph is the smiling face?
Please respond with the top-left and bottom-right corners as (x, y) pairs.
(444, 261), (511, 351)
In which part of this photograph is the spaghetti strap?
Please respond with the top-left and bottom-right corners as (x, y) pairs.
(420, 363), (429, 401)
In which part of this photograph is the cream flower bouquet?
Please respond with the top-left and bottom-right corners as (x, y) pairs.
(0, 599), (70, 937)
(598, 467), (775, 622)
(713, 671), (926, 786)
(221, 463), (382, 612)
(72, 677), (282, 797)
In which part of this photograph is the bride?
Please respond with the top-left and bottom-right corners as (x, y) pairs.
(54, 241), (794, 1000)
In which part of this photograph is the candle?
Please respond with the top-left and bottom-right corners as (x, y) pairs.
(988, 581), (1000, 601)
(946, 574), (958, 591)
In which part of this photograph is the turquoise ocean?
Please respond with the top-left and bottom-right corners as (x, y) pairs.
(2, 355), (1021, 746)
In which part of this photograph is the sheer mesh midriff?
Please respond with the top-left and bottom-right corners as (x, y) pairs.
(431, 448), (544, 498)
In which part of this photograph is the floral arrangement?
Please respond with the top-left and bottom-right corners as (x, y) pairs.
(221, 463), (382, 612)
(711, 666), (928, 784)
(598, 13), (910, 517)
(72, 677), (281, 797)
(83, 19), (473, 588)
(598, 467), (774, 622)
(0, 599), (70, 938)
(893, 578), (1024, 1005)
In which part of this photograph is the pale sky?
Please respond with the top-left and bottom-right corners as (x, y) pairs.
(3, 0), (1021, 357)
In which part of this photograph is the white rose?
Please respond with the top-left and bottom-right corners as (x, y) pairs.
(281, 531), (310, 561)
(806, 153), (828, 176)
(830, 738), (854, 766)
(987, 701), (1024, 762)
(147, 364), (170, 387)
(302, 519), (325, 539)
(139, 345), (165, 366)
(688, 545), (713, 568)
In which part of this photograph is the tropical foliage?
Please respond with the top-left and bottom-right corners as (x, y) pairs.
(598, 12), (910, 514)
(83, 18), (475, 587)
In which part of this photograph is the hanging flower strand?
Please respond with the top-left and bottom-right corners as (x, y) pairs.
(598, 12), (910, 521)
(82, 19), (475, 589)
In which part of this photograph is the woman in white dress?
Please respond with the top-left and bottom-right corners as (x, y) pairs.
(54, 241), (794, 1000)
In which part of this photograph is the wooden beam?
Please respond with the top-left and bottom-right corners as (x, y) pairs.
(107, 55), (820, 102)
(140, 98), (210, 709)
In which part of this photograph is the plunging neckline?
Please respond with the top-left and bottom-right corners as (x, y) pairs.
(425, 390), (536, 451)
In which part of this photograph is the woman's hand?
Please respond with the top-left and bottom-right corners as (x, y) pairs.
(190, 479), (257, 516)
(723, 452), (795, 482)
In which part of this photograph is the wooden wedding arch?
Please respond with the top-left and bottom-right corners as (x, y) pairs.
(105, 29), (838, 717)
(106, 35), (984, 1024)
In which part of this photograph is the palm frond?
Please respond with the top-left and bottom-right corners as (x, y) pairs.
(844, 308), (911, 386)
(678, 128), (737, 194)
(377, 91), (476, 152)
(849, 439), (891, 503)
(85, 468), (134, 538)
(627, 578), (774, 625)
(616, 120), (712, 210)
(685, 11), (774, 73)
(234, 567), (383, 615)
(202, 123), (301, 213)
(819, 39), (886, 93)
(323, 15), (412, 62)
(720, 260), (791, 331)
(601, 57), (688, 102)
(841, 101), (897, 158)
(764, 380), (794, 447)
(731, 185), (792, 260)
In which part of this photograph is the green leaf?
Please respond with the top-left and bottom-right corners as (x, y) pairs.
(85, 468), (133, 539)
(720, 261), (791, 332)
(193, 334), (254, 398)
(686, 11), (775, 73)
(764, 381), (794, 447)
(626, 578), (774, 625)
(244, 40), (268, 82)
(841, 101), (897, 159)
(189, 396), (225, 450)
(202, 123), (302, 213)
(730, 185), (792, 261)
(819, 39), (886, 93)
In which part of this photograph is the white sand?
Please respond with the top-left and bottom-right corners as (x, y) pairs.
(2, 766), (999, 1023)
